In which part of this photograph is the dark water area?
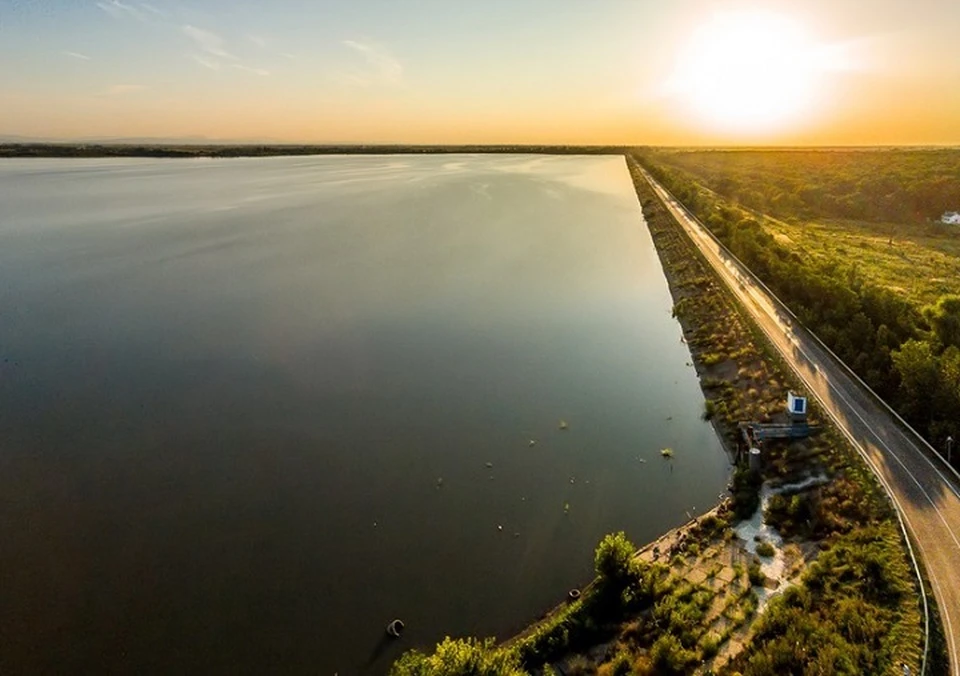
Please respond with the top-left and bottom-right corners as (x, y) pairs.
(0, 155), (729, 674)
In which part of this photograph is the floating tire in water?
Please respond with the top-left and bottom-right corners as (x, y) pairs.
(568, 589), (581, 601)
(386, 619), (405, 638)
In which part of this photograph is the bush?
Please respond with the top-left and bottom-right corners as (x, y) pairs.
(390, 637), (525, 676)
(597, 648), (632, 676)
(703, 399), (717, 420)
(566, 655), (593, 676)
(726, 524), (921, 675)
(756, 541), (775, 557)
(731, 467), (762, 519)
(595, 532), (636, 589)
(650, 633), (696, 675)
(700, 633), (721, 659)
(748, 560), (766, 587)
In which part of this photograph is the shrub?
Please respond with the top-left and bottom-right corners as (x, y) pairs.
(702, 352), (727, 366)
(650, 633), (697, 675)
(566, 655), (593, 676)
(756, 541), (775, 557)
(595, 532), (636, 590)
(700, 633), (721, 659)
(390, 637), (525, 676)
(731, 467), (762, 519)
(748, 560), (767, 587)
(703, 399), (717, 420)
(598, 647), (633, 676)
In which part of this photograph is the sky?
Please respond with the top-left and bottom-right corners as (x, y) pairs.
(2, 0), (960, 145)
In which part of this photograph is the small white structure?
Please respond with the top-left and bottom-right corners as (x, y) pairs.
(942, 211), (960, 225)
(787, 392), (808, 422)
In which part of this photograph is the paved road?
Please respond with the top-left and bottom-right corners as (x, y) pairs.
(638, 165), (960, 676)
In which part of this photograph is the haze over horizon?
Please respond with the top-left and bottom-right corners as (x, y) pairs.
(3, 0), (960, 146)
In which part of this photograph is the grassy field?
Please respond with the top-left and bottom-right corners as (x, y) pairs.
(758, 215), (960, 310)
(646, 148), (960, 312)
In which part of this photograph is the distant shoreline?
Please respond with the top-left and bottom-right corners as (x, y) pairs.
(0, 144), (626, 159)
(2, 143), (957, 159)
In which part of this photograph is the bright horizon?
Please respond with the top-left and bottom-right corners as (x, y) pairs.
(3, 0), (960, 146)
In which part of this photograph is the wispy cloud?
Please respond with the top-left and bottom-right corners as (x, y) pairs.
(190, 53), (221, 71)
(183, 25), (236, 60)
(63, 51), (91, 60)
(106, 84), (148, 95)
(96, 0), (147, 21)
(138, 2), (165, 16)
(342, 39), (403, 86)
(248, 34), (267, 48)
(232, 64), (270, 76)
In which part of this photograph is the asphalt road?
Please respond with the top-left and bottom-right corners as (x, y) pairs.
(638, 165), (960, 676)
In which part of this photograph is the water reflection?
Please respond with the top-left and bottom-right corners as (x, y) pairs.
(0, 154), (729, 674)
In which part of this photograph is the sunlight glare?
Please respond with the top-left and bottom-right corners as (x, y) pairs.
(667, 11), (829, 133)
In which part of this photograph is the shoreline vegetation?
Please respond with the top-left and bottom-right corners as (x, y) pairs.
(387, 155), (932, 674)
(4, 145), (941, 673)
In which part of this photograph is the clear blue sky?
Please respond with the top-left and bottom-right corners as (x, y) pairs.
(2, 0), (959, 144)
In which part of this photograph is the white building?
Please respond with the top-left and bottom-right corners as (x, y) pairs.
(787, 392), (808, 422)
(942, 211), (960, 225)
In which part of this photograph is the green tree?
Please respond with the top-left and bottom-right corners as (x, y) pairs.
(924, 295), (960, 350)
(594, 531), (636, 588)
(891, 339), (940, 423)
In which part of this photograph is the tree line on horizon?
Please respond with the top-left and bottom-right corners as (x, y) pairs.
(655, 149), (960, 224)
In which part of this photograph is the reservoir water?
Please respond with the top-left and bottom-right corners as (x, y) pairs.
(0, 154), (729, 674)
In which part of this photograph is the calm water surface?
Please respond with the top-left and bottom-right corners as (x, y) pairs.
(0, 155), (729, 674)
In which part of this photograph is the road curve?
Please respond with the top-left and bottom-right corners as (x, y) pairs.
(637, 164), (960, 676)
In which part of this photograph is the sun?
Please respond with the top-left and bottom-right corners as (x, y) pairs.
(666, 11), (828, 133)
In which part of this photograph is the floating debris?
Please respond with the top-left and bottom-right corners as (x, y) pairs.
(386, 619), (405, 638)
(436, 477), (443, 488)
(559, 420), (569, 431)
(563, 502), (570, 514)
(660, 447), (675, 458)
(497, 524), (503, 532)
(528, 439), (537, 447)
(638, 458), (647, 464)
(569, 477), (575, 484)
(513, 532), (520, 538)
(665, 416), (673, 421)
(485, 461), (493, 468)
(373, 521), (378, 528)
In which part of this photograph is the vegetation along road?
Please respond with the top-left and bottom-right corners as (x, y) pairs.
(635, 160), (960, 676)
